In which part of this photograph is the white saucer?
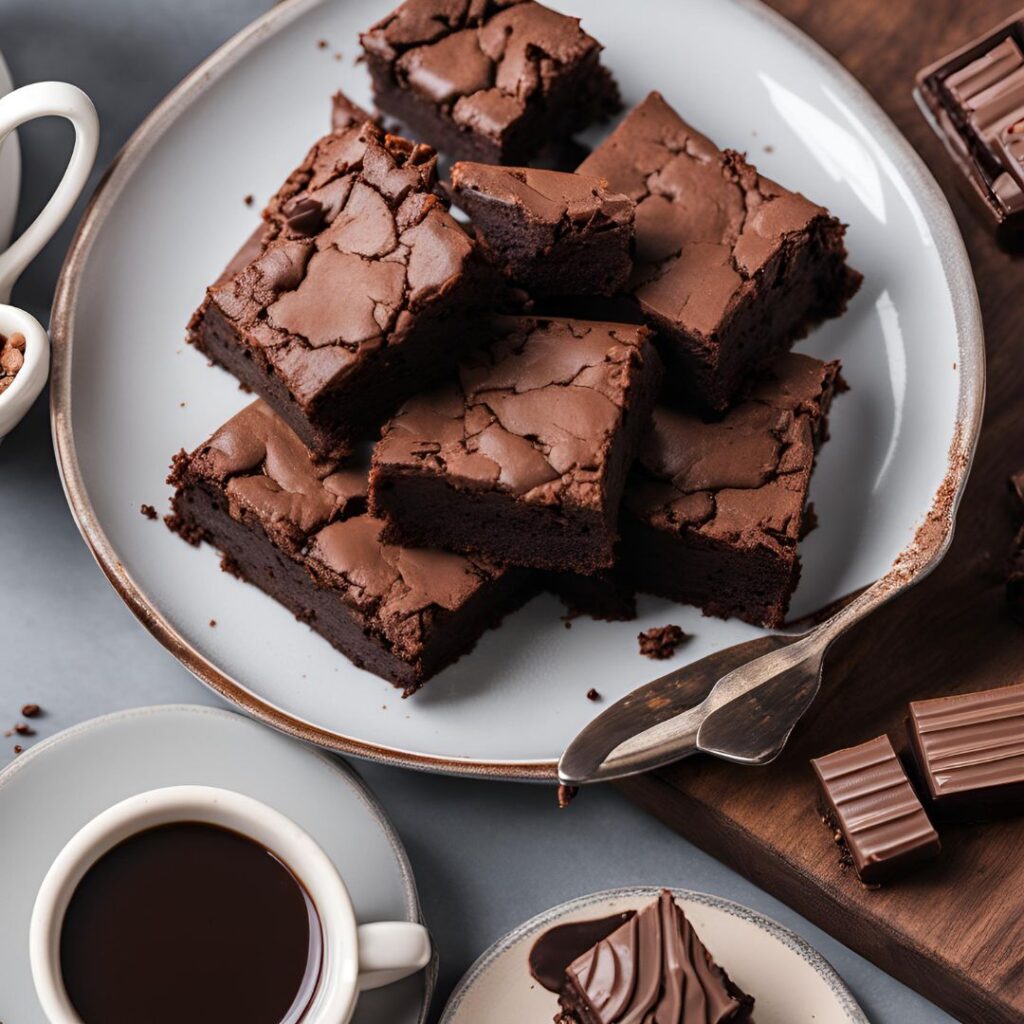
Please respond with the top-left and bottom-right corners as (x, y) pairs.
(0, 50), (21, 249)
(440, 886), (867, 1024)
(0, 704), (435, 1024)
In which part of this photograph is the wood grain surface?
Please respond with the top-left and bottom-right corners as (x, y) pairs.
(618, 3), (1024, 1022)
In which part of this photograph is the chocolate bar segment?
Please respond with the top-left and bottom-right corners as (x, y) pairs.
(907, 683), (1024, 820)
(916, 14), (1024, 244)
(812, 735), (940, 885)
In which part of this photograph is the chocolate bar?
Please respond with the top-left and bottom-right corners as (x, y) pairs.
(812, 734), (940, 885)
(916, 13), (1024, 246)
(907, 682), (1024, 820)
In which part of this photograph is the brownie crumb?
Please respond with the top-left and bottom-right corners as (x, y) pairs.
(586, 688), (601, 702)
(13, 745), (23, 755)
(800, 502), (818, 540)
(564, 620), (572, 629)
(557, 784), (578, 809)
(13, 723), (35, 736)
(0, 331), (26, 395)
(209, 619), (217, 628)
(219, 554), (246, 581)
(140, 503), (157, 520)
(21, 703), (40, 718)
(243, 194), (254, 207)
(638, 625), (687, 660)
(317, 38), (328, 49)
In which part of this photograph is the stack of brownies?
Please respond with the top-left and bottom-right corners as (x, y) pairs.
(168, 0), (861, 696)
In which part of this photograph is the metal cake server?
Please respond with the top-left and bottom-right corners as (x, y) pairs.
(557, 574), (935, 786)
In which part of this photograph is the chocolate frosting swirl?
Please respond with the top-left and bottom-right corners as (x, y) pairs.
(561, 891), (752, 1024)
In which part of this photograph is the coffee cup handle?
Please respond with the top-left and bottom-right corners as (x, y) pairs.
(356, 921), (432, 991)
(0, 82), (98, 303)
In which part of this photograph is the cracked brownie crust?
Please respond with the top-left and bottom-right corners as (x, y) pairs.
(188, 120), (492, 458)
(451, 161), (635, 296)
(621, 352), (840, 628)
(167, 400), (531, 694)
(369, 315), (662, 573)
(579, 91), (861, 411)
(360, 0), (620, 164)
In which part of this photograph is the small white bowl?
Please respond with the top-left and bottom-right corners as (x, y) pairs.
(0, 80), (98, 441)
(29, 785), (432, 1024)
(0, 304), (48, 437)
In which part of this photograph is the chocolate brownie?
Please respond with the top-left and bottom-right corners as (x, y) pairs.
(531, 890), (755, 1024)
(370, 316), (661, 574)
(579, 92), (861, 411)
(167, 401), (530, 694)
(619, 352), (839, 629)
(188, 120), (492, 457)
(450, 162), (634, 296)
(546, 569), (637, 622)
(359, 0), (620, 164)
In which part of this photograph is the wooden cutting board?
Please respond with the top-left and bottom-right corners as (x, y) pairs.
(617, 3), (1024, 1022)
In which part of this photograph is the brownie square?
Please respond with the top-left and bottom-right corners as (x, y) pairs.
(555, 891), (755, 1023)
(188, 120), (492, 458)
(620, 352), (839, 628)
(369, 316), (662, 574)
(450, 162), (634, 296)
(359, 0), (620, 164)
(579, 91), (861, 411)
(167, 401), (531, 695)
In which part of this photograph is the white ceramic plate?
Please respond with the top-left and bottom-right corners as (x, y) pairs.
(0, 704), (435, 1024)
(440, 886), (867, 1024)
(0, 52), (21, 249)
(51, 0), (982, 778)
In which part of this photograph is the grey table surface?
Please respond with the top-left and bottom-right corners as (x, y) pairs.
(0, 2), (957, 1021)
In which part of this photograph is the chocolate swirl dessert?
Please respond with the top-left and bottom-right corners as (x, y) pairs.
(529, 891), (755, 1024)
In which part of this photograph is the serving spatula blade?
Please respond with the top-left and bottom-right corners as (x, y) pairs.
(557, 634), (799, 785)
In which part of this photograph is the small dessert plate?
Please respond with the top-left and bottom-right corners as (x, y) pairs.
(440, 887), (867, 1024)
(0, 704), (435, 1024)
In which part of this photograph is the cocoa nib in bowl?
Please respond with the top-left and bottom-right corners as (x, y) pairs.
(0, 332), (26, 395)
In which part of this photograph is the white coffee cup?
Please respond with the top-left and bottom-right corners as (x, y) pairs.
(29, 785), (432, 1024)
(0, 81), (98, 439)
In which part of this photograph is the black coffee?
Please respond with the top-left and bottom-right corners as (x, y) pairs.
(59, 822), (322, 1024)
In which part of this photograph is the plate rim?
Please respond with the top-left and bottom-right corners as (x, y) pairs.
(47, 0), (985, 781)
(438, 885), (869, 1024)
(0, 702), (438, 1024)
